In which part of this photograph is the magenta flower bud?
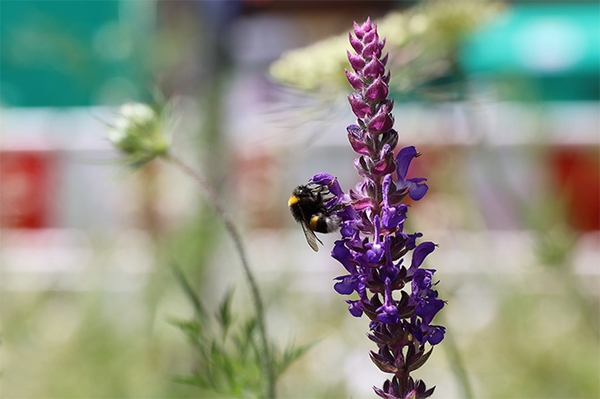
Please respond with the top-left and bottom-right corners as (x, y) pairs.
(353, 20), (366, 39)
(347, 51), (366, 72)
(365, 77), (389, 102)
(363, 58), (385, 78)
(349, 32), (364, 53)
(349, 134), (373, 156)
(348, 93), (372, 118)
(362, 41), (381, 60)
(367, 109), (394, 134)
(362, 29), (378, 47)
(371, 144), (396, 177)
(354, 17), (372, 38)
(345, 69), (364, 91)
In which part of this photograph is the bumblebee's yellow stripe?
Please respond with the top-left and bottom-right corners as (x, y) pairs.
(309, 215), (319, 231)
(288, 195), (300, 207)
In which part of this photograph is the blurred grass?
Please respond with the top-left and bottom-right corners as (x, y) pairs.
(2, 289), (197, 397)
(466, 279), (599, 398)
(0, 205), (220, 398)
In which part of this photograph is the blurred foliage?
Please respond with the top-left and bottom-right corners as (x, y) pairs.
(1, 289), (199, 398)
(170, 265), (313, 398)
(269, 1), (502, 99)
(466, 280), (599, 398)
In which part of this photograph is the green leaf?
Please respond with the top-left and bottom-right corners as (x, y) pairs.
(275, 340), (316, 376)
(170, 262), (207, 320)
(216, 287), (235, 338)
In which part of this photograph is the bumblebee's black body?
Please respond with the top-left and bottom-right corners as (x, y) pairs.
(288, 184), (340, 251)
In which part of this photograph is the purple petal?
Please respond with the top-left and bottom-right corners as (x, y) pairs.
(407, 180), (429, 201)
(409, 242), (436, 274)
(376, 305), (399, 324)
(396, 146), (417, 180)
(416, 299), (445, 324)
(366, 243), (384, 263)
(328, 180), (345, 198)
(405, 232), (423, 250)
(311, 173), (335, 186)
(334, 275), (357, 295)
(382, 205), (407, 230)
(331, 240), (356, 273)
(426, 325), (446, 345)
(347, 300), (364, 317)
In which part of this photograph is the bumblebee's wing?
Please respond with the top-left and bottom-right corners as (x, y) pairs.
(300, 221), (323, 252)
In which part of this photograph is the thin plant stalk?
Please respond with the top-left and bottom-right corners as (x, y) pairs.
(165, 153), (276, 399)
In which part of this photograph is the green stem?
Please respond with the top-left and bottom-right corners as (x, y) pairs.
(165, 153), (276, 398)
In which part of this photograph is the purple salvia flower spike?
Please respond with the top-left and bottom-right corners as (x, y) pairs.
(291, 18), (444, 399)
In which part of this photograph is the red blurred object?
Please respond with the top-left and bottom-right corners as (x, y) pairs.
(549, 146), (600, 231)
(0, 150), (57, 228)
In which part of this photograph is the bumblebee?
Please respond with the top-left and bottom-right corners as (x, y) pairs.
(288, 183), (341, 252)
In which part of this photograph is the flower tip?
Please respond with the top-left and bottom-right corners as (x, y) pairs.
(353, 20), (364, 38)
(362, 17), (372, 31)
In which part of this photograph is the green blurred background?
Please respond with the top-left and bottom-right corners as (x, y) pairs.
(1, 1), (598, 398)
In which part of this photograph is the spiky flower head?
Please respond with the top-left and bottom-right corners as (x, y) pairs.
(108, 102), (171, 167)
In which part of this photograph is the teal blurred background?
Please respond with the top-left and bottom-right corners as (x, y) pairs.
(1, 1), (598, 398)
